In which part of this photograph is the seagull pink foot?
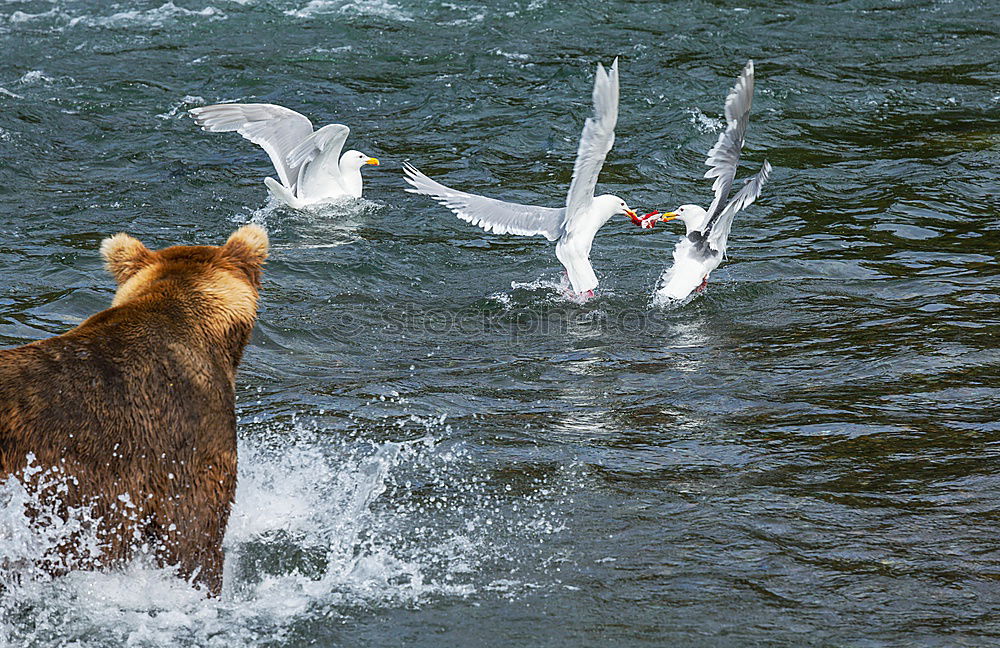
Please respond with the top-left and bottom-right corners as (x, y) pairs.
(561, 286), (596, 302)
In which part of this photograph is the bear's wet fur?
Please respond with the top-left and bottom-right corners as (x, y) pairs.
(0, 225), (268, 596)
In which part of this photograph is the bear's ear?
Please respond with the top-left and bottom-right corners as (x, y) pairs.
(223, 224), (269, 269)
(100, 233), (152, 284)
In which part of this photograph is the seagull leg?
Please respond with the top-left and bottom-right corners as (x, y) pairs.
(559, 270), (572, 292)
(695, 276), (708, 293)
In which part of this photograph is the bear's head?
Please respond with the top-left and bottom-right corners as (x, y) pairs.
(99, 225), (269, 325)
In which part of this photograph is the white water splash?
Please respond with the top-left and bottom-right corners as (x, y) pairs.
(686, 107), (725, 134)
(1, 458), (106, 589)
(3, 2), (224, 31)
(4, 8), (68, 25)
(17, 71), (54, 85)
(156, 95), (206, 120)
(229, 196), (381, 250)
(0, 417), (565, 646)
(286, 0), (414, 21)
(67, 3), (225, 29)
(493, 49), (532, 62)
(505, 274), (608, 305)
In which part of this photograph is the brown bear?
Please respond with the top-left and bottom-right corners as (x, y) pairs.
(0, 224), (268, 596)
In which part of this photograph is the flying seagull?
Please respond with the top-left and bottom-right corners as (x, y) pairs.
(190, 103), (379, 209)
(402, 59), (637, 299)
(639, 60), (771, 302)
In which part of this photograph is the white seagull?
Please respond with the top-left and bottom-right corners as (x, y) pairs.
(641, 60), (771, 302)
(189, 103), (380, 209)
(402, 59), (637, 299)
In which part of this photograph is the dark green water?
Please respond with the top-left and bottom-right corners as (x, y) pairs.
(1, 0), (999, 646)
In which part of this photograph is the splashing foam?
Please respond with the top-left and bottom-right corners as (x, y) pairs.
(0, 416), (564, 646)
(1, 457), (105, 585)
(3, 3), (224, 31)
(230, 196), (381, 249)
(17, 71), (54, 85)
(156, 95), (206, 120)
(67, 3), (225, 29)
(285, 0), (414, 21)
(686, 107), (725, 134)
(5, 8), (68, 25)
(504, 273), (606, 305)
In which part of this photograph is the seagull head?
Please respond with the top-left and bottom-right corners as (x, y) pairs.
(340, 150), (380, 169)
(595, 194), (637, 222)
(660, 204), (708, 234)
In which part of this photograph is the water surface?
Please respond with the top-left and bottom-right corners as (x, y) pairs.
(1, 0), (998, 646)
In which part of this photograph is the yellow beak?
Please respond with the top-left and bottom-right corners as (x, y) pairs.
(625, 208), (637, 219)
(661, 211), (679, 222)
(366, 157), (380, 166)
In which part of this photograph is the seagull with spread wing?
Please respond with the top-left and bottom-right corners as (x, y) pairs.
(402, 59), (637, 299)
(189, 103), (380, 209)
(639, 60), (771, 302)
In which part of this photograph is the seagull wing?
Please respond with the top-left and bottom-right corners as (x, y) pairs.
(563, 58), (620, 233)
(704, 160), (771, 253)
(403, 163), (566, 241)
(189, 103), (314, 189)
(701, 60), (755, 228)
(288, 124), (351, 198)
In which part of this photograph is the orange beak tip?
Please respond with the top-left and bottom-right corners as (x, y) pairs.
(367, 158), (380, 166)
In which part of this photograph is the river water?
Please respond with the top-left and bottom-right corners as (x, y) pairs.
(1, 0), (998, 646)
